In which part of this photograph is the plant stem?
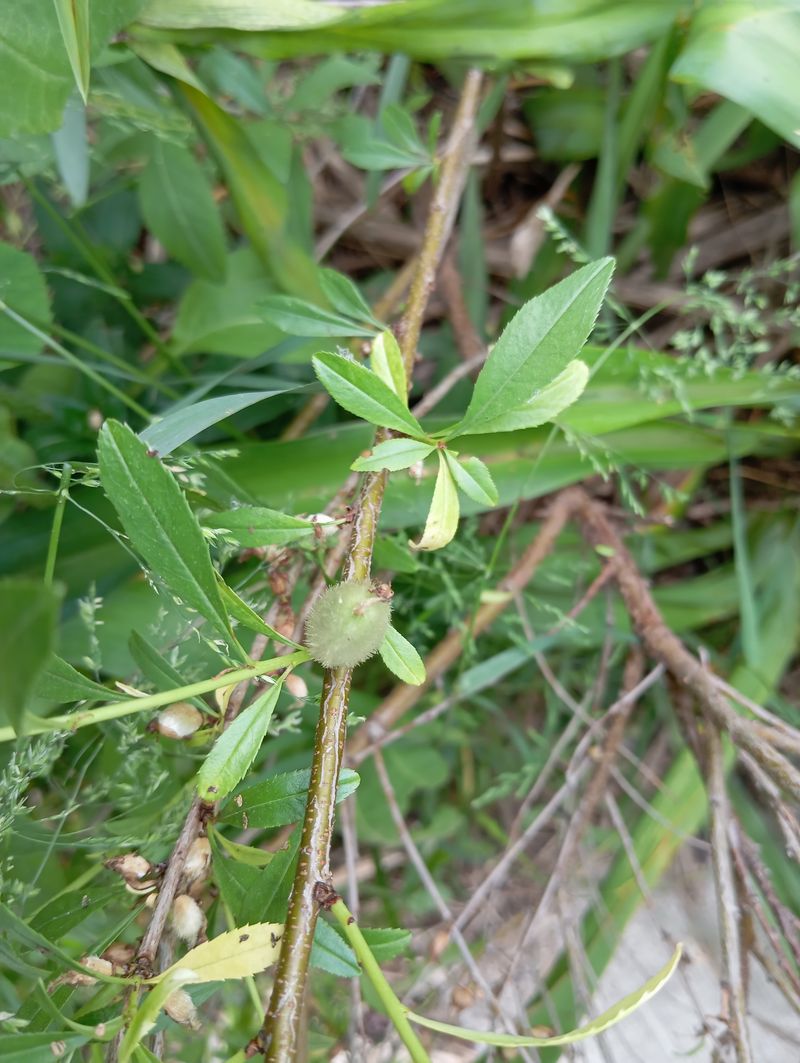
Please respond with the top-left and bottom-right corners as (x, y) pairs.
(259, 68), (483, 1061)
(326, 890), (431, 1063)
(44, 462), (72, 587)
(0, 653), (308, 743)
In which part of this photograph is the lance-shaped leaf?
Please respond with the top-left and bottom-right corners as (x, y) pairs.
(455, 359), (591, 437)
(153, 922), (285, 984)
(53, 0), (90, 103)
(444, 452), (499, 506)
(379, 625), (426, 685)
(260, 295), (377, 338)
(205, 506), (316, 547)
(98, 421), (233, 641)
(451, 258), (613, 437)
(215, 577), (305, 648)
(410, 451), (459, 551)
(313, 351), (426, 436)
(351, 438), (433, 473)
(407, 944), (682, 1046)
(221, 767), (360, 829)
(196, 676), (285, 802)
(370, 330), (407, 401)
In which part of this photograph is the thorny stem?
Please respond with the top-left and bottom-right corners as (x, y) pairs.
(259, 68), (484, 1061)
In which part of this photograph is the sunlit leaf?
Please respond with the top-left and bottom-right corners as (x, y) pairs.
(154, 922), (285, 984)
(407, 945), (682, 1046)
(196, 676), (285, 802)
(409, 451), (459, 551)
(351, 438), (434, 473)
(370, 329), (407, 401)
(379, 625), (426, 685)
(313, 351), (426, 436)
(444, 452), (498, 505)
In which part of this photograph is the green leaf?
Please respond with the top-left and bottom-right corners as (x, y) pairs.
(140, 385), (301, 455)
(0, 1032), (89, 1062)
(260, 295), (376, 338)
(313, 351), (426, 437)
(34, 654), (126, 705)
(362, 927), (411, 963)
(0, 1), (142, 136)
(456, 359), (591, 436)
(210, 826), (274, 868)
(30, 887), (120, 940)
(138, 137), (227, 282)
(51, 94), (89, 207)
(311, 918), (360, 978)
(0, 241), (52, 363)
(409, 450), (459, 551)
(319, 269), (378, 324)
(212, 829), (300, 925)
(128, 630), (207, 712)
(452, 258), (614, 437)
(196, 676), (285, 802)
(444, 453), (498, 506)
(0, 578), (62, 733)
(204, 506), (316, 547)
(98, 420), (233, 641)
(138, 0), (343, 31)
(222, 767), (361, 829)
(671, 3), (800, 150)
(128, 38), (208, 92)
(370, 330), (407, 401)
(52, 0), (90, 102)
(407, 944), (682, 1046)
(216, 576), (305, 648)
(379, 625), (426, 686)
(351, 438), (434, 473)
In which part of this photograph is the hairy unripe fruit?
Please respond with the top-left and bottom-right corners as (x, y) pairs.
(305, 580), (391, 669)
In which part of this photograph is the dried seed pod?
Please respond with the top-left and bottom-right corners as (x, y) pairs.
(164, 988), (200, 1029)
(106, 853), (151, 883)
(304, 580), (391, 669)
(284, 673), (308, 700)
(82, 955), (113, 978)
(157, 701), (204, 739)
(102, 942), (136, 970)
(183, 836), (211, 884)
(172, 893), (206, 944)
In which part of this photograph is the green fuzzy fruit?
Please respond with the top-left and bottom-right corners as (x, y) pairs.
(305, 580), (391, 669)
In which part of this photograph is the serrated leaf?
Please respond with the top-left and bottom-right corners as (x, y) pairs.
(0, 578), (62, 733)
(407, 944), (682, 1046)
(260, 296), (376, 338)
(155, 923), (285, 985)
(34, 654), (126, 705)
(370, 329), (407, 401)
(311, 918), (360, 978)
(313, 351), (426, 436)
(444, 452), (499, 506)
(98, 421), (233, 641)
(379, 625), (426, 686)
(351, 438), (433, 473)
(140, 386), (302, 456)
(196, 677), (284, 802)
(216, 577), (304, 648)
(454, 360), (591, 436)
(204, 506), (316, 547)
(212, 830), (300, 925)
(452, 258), (613, 437)
(138, 138), (227, 282)
(223, 767), (361, 829)
(409, 450), (459, 551)
(362, 926), (411, 962)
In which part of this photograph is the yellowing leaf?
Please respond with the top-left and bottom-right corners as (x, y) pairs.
(407, 944), (682, 1047)
(153, 923), (285, 984)
(409, 450), (459, 551)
